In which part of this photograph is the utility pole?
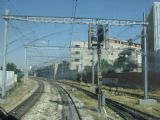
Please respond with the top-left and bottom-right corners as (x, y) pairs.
(88, 24), (96, 87)
(92, 48), (95, 86)
(2, 10), (9, 98)
(80, 48), (83, 82)
(97, 45), (102, 112)
(25, 47), (28, 83)
(53, 64), (56, 80)
(97, 24), (105, 112)
(143, 13), (148, 100)
(61, 59), (64, 79)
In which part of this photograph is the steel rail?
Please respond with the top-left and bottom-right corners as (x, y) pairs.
(62, 82), (160, 120)
(50, 82), (82, 120)
(8, 80), (44, 119)
(102, 87), (160, 102)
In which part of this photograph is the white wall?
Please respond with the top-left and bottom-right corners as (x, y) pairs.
(0, 70), (17, 93)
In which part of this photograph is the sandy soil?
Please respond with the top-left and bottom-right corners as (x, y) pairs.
(60, 82), (123, 120)
(0, 78), (38, 112)
(22, 81), (61, 120)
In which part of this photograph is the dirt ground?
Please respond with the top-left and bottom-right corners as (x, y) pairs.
(62, 80), (160, 118)
(0, 78), (38, 112)
(22, 81), (61, 120)
(59, 82), (123, 120)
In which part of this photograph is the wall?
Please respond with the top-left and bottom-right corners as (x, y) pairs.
(82, 72), (160, 90)
(0, 70), (17, 94)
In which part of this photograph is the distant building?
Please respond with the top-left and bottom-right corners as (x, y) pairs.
(34, 61), (78, 80)
(69, 38), (141, 72)
(146, 2), (160, 73)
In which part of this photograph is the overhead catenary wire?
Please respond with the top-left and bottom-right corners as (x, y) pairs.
(7, 0), (37, 41)
(8, 21), (35, 46)
(7, 28), (85, 54)
(114, 26), (133, 38)
(7, 0), (20, 14)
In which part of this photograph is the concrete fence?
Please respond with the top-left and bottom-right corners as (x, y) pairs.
(0, 70), (17, 93)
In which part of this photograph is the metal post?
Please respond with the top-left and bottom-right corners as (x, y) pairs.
(24, 47), (28, 83)
(97, 45), (102, 112)
(25, 47), (26, 82)
(61, 59), (64, 78)
(26, 50), (29, 81)
(54, 64), (56, 80)
(143, 13), (148, 99)
(92, 48), (95, 86)
(1, 10), (9, 98)
(80, 48), (83, 82)
(105, 24), (110, 50)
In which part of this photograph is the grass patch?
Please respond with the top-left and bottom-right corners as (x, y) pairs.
(62, 80), (160, 118)
(0, 78), (37, 111)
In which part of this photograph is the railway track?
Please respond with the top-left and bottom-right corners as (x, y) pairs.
(50, 82), (82, 120)
(62, 82), (160, 120)
(102, 87), (160, 102)
(71, 82), (160, 102)
(8, 80), (44, 119)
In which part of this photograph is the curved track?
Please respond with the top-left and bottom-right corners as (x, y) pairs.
(9, 80), (44, 119)
(50, 82), (82, 120)
(62, 82), (160, 120)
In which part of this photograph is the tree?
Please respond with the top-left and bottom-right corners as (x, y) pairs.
(95, 59), (112, 73)
(1, 62), (23, 82)
(100, 59), (112, 73)
(7, 63), (17, 72)
(113, 48), (138, 72)
(83, 66), (92, 74)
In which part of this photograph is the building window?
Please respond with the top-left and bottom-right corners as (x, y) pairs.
(75, 51), (80, 54)
(124, 42), (128, 45)
(115, 40), (117, 43)
(75, 59), (80, 62)
(134, 44), (137, 47)
(76, 65), (79, 70)
(75, 45), (80, 48)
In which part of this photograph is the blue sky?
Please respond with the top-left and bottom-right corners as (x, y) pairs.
(0, 0), (159, 69)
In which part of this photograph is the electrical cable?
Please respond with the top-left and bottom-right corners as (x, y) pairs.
(8, 22), (35, 46)
(114, 26), (133, 39)
(7, 28), (84, 54)
(7, 29), (71, 54)
(7, 0), (20, 14)
(7, 0), (37, 41)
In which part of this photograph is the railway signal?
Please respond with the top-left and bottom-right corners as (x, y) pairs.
(97, 24), (105, 44)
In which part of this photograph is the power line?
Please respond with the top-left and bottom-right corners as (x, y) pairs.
(7, 0), (37, 42)
(7, 0), (20, 14)
(27, 29), (70, 45)
(8, 22), (35, 45)
(7, 29), (70, 54)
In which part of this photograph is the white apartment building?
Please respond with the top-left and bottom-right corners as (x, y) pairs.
(69, 38), (141, 72)
(69, 41), (92, 72)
